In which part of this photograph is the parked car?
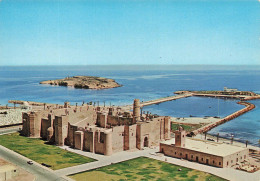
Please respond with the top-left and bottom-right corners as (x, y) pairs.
(27, 161), (33, 165)
(41, 163), (51, 168)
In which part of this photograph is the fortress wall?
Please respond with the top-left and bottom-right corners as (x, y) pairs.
(41, 118), (49, 139)
(104, 131), (113, 155)
(29, 112), (42, 138)
(74, 131), (84, 150)
(67, 123), (78, 147)
(123, 125), (129, 150)
(160, 143), (224, 168)
(84, 131), (94, 153)
(137, 118), (166, 149)
(136, 124), (142, 149)
(111, 126), (125, 153)
(107, 116), (134, 127)
(97, 113), (107, 128)
(164, 116), (171, 140)
(107, 115), (119, 126)
(119, 117), (134, 125)
(223, 149), (249, 168)
(128, 124), (137, 150)
(123, 125), (137, 151)
(94, 131), (106, 155)
(22, 113), (30, 136)
(54, 115), (68, 146)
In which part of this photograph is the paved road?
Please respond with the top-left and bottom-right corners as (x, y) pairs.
(0, 127), (20, 135)
(0, 145), (70, 181)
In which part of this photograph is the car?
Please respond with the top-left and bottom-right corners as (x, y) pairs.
(41, 163), (51, 167)
(27, 161), (33, 165)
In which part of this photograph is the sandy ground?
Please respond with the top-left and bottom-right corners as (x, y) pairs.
(171, 116), (221, 124)
(0, 156), (34, 181)
(194, 134), (259, 151)
(0, 108), (29, 126)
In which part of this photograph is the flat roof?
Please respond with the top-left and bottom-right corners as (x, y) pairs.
(162, 138), (247, 157)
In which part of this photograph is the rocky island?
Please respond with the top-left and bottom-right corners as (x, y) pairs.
(40, 76), (122, 89)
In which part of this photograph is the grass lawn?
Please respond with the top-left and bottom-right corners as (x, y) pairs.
(171, 123), (205, 132)
(69, 157), (226, 181)
(0, 132), (96, 170)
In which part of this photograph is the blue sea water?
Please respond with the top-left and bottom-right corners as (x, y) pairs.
(0, 65), (259, 146)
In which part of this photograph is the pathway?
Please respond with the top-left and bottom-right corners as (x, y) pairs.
(55, 146), (260, 181)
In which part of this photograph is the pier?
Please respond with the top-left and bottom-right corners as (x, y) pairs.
(189, 101), (256, 136)
(121, 93), (193, 111)
(193, 93), (245, 99)
(140, 93), (194, 106)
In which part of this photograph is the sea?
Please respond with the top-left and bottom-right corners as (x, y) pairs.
(0, 65), (259, 146)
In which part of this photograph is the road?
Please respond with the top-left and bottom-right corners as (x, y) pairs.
(0, 127), (21, 135)
(0, 145), (71, 181)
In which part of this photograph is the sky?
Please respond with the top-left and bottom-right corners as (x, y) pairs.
(0, 0), (259, 65)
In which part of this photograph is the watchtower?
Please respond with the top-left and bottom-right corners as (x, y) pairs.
(133, 99), (141, 122)
(175, 126), (186, 147)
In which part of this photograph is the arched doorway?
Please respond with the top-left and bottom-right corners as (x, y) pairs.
(144, 137), (149, 147)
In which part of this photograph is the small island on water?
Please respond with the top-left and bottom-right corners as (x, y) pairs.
(40, 76), (122, 89)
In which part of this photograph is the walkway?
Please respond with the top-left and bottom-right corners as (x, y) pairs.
(121, 93), (193, 111)
(55, 146), (260, 181)
(141, 93), (193, 106)
(55, 146), (155, 176)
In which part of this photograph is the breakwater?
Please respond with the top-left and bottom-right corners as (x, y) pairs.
(141, 93), (193, 106)
(122, 93), (193, 111)
(189, 101), (255, 136)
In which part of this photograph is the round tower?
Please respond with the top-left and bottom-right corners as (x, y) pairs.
(47, 127), (54, 142)
(133, 99), (141, 122)
(104, 130), (113, 156)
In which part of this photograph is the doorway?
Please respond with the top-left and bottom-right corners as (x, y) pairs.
(144, 137), (149, 147)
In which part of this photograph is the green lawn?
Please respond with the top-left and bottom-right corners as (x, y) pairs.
(0, 133), (96, 170)
(171, 123), (205, 132)
(69, 157), (226, 181)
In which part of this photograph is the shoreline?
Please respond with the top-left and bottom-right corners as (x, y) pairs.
(195, 133), (260, 151)
(207, 132), (259, 149)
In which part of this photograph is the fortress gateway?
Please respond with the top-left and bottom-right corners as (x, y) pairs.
(22, 99), (170, 155)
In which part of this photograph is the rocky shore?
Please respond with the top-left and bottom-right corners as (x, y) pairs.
(40, 76), (122, 90)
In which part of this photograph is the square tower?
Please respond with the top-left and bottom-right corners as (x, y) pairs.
(175, 126), (186, 147)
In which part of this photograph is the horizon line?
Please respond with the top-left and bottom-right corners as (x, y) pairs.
(1, 64), (260, 67)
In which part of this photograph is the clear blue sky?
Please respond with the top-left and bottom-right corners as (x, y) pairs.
(0, 0), (259, 65)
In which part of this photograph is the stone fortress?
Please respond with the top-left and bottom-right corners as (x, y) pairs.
(22, 99), (171, 155)
(20, 96), (255, 171)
